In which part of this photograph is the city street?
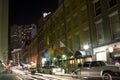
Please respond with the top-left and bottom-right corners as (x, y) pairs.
(1, 0), (120, 80)
(11, 66), (80, 80)
(0, 74), (23, 80)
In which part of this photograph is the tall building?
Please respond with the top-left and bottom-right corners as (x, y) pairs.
(22, 0), (120, 73)
(10, 24), (37, 65)
(10, 25), (24, 50)
(36, 0), (93, 70)
(35, 0), (120, 72)
(88, 0), (120, 64)
(0, 0), (9, 64)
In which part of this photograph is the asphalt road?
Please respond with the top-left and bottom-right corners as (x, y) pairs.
(0, 73), (22, 80)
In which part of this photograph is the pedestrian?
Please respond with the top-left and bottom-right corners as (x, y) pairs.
(115, 60), (120, 67)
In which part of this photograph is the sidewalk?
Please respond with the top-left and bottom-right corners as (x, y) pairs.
(59, 73), (72, 77)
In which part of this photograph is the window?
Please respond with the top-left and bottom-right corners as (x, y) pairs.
(61, 23), (65, 35)
(65, 6), (69, 16)
(95, 19), (104, 44)
(84, 28), (90, 46)
(81, 6), (88, 23)
(91, 62), (100, 67)
(109, 0), (117, 8)
(75, 33), (80, 50)
(93, 0), (101, 16)
(58, 29), (60, 37)
(73, 14), (78, 27)
(83, 62), (90, 67)
(109, 11), (120, 40)
(68, 37), (72, 51)
(67, 20), (71, 32)
(72, 0), (76, 9)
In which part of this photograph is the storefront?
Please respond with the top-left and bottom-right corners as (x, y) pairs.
(93, 42), (120, 64)
(74, 50), (92, 62)
(11, 48), (22, 65)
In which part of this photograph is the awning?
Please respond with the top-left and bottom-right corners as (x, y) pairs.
(74, 51), (82, 58)
(74, 50), (86, 58)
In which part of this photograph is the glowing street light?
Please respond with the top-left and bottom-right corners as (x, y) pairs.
(84, 45), (89, 56)
(84, 45), (89, 50)
(62, 54), (67, 60)
(53, 57), (57, 61)
(108, 47), (113, 53)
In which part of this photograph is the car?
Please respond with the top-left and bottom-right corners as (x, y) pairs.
(29, 62), (37, 74)
(41, 65), (64, 75)
(29, 68), (37, 74)
(72, 61), (120, 80)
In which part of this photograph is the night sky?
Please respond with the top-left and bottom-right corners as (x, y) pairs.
(9, 0), (58, 26)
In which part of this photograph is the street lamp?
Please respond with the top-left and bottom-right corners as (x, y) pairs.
(61, 54), (67, 68)
(108, 47), (113, 53)
(53, 57), (57, 65)
(84, 45), (89, 55)
(84, 45), (89, 50)
(62, 54), (67, 60)
(53, 57), (57, 61)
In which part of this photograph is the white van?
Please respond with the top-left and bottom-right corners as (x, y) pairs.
(41, 65), (64, 75)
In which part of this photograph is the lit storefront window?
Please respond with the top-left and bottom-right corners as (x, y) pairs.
(70, 60), (72, 64)
(77, 59), (83, 63)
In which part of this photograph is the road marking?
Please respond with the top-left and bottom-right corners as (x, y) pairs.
(16, 75), (23, 80)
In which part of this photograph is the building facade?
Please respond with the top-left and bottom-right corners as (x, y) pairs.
(88, 0), (120, 64)
(0, 0), (9, 64)
(23, 0), (120, 73)
(36, 0), (93, 71)
(10, 24), (37, 65)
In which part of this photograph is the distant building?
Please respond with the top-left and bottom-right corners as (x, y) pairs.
(10, 24), (37, 65)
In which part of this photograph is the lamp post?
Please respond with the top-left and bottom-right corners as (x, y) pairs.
(53, 57), (57, 65)
(62, 54), (67, 68)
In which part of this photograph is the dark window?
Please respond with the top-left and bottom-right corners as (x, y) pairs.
(94, 0), (101, 16)
(91, 62), (100, 67)
(83, 62), (90, 67)
(99, 61), (106, 66)
(109, 0), (117, 8)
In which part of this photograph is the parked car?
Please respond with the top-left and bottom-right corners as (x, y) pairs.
(29, 62), (37, 74)
(41, 65), (64, 75)
(72, 61), (120, 80)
